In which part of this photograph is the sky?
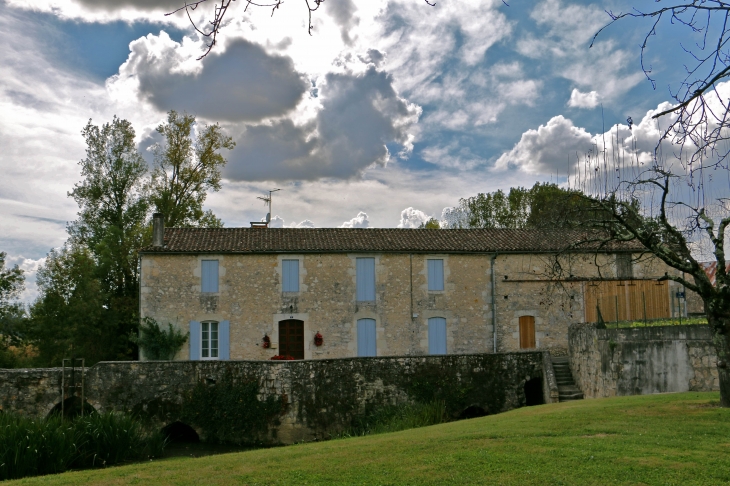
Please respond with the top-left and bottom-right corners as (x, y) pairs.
(0, 0), (710, 301)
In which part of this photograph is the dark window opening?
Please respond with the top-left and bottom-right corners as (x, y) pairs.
(524, 377), (544, 406)
(616, 253), (633, 279)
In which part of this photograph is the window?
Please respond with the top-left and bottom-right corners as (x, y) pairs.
(616, 253), (633, 279)
(357, 318), (377, 356)
(427, 259), (444, 291)
(201, 321), (219, 359)
(428, 317), (447, 354)
(356, 258), (376, 302)
(201, 260), (219, 293)
(189, 320), (229, 360)
(282, 259), (299, 292)
(519, 316), (536, 349)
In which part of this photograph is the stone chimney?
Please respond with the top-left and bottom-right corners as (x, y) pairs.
(152, 213), (165, 247)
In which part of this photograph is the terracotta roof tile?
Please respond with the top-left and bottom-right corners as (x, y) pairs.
(140, 228), (644, 254)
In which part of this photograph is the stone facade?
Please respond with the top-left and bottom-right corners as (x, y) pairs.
(568, 323), (719, 398)
(140, 244), (683, 359)
(0, 353), (547, 444)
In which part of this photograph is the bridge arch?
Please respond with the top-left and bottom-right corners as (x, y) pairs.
(46, 396), (97, 419)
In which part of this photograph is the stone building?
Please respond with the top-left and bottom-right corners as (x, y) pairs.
(139, 216), (682, 361)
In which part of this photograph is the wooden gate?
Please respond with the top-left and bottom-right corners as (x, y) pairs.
(583, 280), (670, 323)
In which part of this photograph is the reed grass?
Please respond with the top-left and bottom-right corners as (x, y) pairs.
(0, 412), (165, 481)
(341, 400), (447, 437)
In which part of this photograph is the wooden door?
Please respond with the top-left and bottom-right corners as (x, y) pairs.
(279, 319), (304, 359)
(519, 316), (536, 349)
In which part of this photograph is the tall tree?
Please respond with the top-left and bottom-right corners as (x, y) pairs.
(64, 116), (149, 361)
(0, 252), (26, 366)
(149, 110), (235, 228)
(589, 1), (730, 406)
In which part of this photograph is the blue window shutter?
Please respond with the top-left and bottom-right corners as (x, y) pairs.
(201, 260), (219, 293)
(219, 320), (230, 360)
(189, 321), (201, 360)
(356, 258), (375, 302)
(357, 319), (377, 357)
(428, 317), (447, 354)
(282, 260), (299, 292)
(428, 260), (444, 291)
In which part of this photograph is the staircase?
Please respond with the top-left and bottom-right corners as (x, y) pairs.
(551, 357), (584, 402)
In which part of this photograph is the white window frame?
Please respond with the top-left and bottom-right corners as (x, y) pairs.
(201, 321), (219, 360)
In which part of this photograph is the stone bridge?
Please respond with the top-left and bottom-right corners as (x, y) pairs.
(0, 352), (557, 444)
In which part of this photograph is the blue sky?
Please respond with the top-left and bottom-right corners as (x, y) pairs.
(0, 0), (708, 300)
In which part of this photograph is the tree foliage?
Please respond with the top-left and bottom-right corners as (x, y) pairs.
(149, 110), (234, 229)
(454, 182), (601, 229)
(0, 252), (28, 367)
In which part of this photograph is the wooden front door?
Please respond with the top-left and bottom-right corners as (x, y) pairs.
(519, 316), (536, 349)
(279, 319), (304, 359)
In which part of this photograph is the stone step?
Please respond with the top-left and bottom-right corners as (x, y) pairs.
(551, 356), (583, 402)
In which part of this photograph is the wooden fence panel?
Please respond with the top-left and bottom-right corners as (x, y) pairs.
(584, 280), (670, 323)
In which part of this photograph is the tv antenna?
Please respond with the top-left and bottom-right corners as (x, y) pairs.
(257, 189), (280, 226)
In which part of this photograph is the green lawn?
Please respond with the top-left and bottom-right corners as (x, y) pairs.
(10, 393), (730, 485)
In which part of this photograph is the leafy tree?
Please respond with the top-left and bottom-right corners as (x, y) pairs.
(0, 252), (28, 367)
(148, 110), (234, 228)
(455, 183), (597, 229)
(419, 218), (441, 229)
(29, 245), (109, 365)
(63, 117), (149, 362)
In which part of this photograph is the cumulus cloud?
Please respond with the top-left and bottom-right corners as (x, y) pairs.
(397, 207), (430, 228)
(264, 215), (315, 228)
(568, 88), (600, 109)
(111, 33), (308, 122)
(224, 66), (420, 181)
(494, 115), (593, 174)
(340, 211), (369, 228)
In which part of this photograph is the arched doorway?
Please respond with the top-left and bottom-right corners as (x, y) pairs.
(279, 319), (304, 359)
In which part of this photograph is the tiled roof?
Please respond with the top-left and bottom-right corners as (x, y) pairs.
(140, 228), (644, 254)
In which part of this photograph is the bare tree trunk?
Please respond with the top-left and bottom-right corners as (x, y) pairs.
(709, 314), (730, 407)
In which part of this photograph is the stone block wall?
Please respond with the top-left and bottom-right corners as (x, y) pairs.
(568, 323), (719, 398)
(0, 352), (546, 444)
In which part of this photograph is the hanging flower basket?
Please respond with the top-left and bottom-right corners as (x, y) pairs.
(314, 332), (324, 347)
(262, 334), (271, 349)
(270, 355), (295, 360)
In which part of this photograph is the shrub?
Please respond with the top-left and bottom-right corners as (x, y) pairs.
(0, 412), (165, 481)
(132, 317), (188, 360)
(182, 371), (283, 444)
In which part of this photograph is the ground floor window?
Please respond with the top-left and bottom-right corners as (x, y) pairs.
(202, 321), (219, 359)
(357, 318), (377, 357)
(428, 317), (447, 354)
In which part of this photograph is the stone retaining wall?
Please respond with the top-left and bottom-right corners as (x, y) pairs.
(1, 352), (547, 444)
(568, 323), (719, 398)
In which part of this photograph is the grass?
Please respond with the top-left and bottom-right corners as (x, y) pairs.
(340, 400), (447, 437)
(602, 316), (708, 328)
(7, 392), (730, 485)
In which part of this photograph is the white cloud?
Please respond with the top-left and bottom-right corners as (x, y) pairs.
(294, 219), (316, 228)
(4, 254), (46, 305)
(568, 88), (600, 109)
(494, 115), (593, 174)
(340, 212), (370, 228)
(397, 207), (430, 228)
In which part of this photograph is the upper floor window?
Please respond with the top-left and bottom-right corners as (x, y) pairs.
(356, 257), (375, 302)
(427, 259), (444, 291)
(282, 259), (300, 292)
(201, 260), (219, 293)
(201, 321), (219, 359)
(616, 253), (633, 279)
